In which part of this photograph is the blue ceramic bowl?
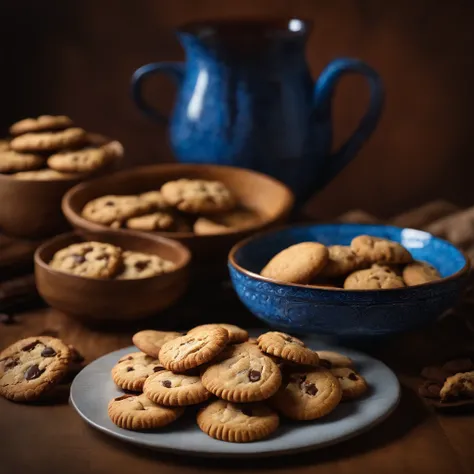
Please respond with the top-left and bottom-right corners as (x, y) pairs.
(228, 224), (470, 340)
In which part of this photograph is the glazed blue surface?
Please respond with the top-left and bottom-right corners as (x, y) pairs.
(228, 224), (469, 340)
(131, 20), (385, 204)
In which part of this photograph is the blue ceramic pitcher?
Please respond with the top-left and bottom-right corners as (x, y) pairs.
(132, 19), (384, 203)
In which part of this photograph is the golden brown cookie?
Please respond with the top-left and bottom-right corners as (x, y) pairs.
(270, 369), (342, 420)
(319, 245), (363, 278)
(0, 337), (71, 402)
(9, 115), (74, 135)
(159, 327), (229, 373)
(138, 190), (169, 209)
(10, 127), (87, 152)
(13, 169), (76, 180)
(50, 241), (122, 279)
(344, 267), (405, 290)
(402, 261), (441, 286)
(108, 393), (184, 430)
(316, 351), (354, 369)
(161, 179), (236, 214)
(201, 343), (282, 402)
(260, 242), (329, 284)
(47, 147), (112, 173)
(188, 324), (248, 344)
(197, 400), (279, 443)
(440, 371), (474, 401)
(115, 251), (176, 279)
(0, 150), (45, 173)
(193, 209), (261, 235)
(257, 332), (319, 366)
(111, 351), (165, 392)
(132, 330), (183, 358)
(331, 367), (368, 400)
(125, 212), (175, 231)
(143, 370), (211, 406)
(351, 235), (413, 264)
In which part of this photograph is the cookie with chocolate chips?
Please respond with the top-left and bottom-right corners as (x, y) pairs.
(132, 330), (183, 358)
(188, 324), (249, 344)
(330, 367), (369, 401)
(316, 351), (354, 369)
(0, 336), (71, 402)
(115, 251), (176, 280)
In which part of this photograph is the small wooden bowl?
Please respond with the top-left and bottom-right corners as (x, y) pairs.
(62, 164), (294, 278)
(34, 230), (191, 322)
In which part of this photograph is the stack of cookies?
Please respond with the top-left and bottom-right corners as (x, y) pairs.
(261, 235), (441, 289)
(81, 179), (261, 235)
(0, 115), (123, 179)
(49, 241), (176, 279)
(108, 325), (368, 443)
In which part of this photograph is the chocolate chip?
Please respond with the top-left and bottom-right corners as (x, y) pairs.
(248, 370), (261, 382)
(319, 359), (332, 369)
(127, 356), (133, 360)
(0, 313), (15, 325)
(105, 201), (115, 206)
(72, 254), (86, 264)
(134, 261), (149, 271)
(304, 382), (318, 396)
(24, 364), (45, 380)
(22, 340), (40, 352)
(115, 394), (132, 401)
(241, 407), (253, 417)
(126, 366), (134, 372)
(285, 336), (294, 343)
(162, 380), (172, 388)
(41, 346), (56, 357)
(4, 358), (18, 370)
(348, 372), (358, 381)
(153, 366), (164, 373)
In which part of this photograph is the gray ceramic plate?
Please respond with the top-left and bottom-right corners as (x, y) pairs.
(70, 333), (400, 457)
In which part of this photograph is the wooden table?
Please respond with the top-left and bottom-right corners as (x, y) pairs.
(1, 281), (474, 474)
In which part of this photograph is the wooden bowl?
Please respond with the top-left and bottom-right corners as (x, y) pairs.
(62, 164), (294, 278)
(34, 230), (191, 322)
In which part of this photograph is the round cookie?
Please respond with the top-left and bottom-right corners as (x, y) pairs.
(331, 367), (368, 400)
(13, 169), (76, 180)
(0, 150), (45, 173)
(108, 393), (184, 431)
(81, 195), (153, 226)
(344, 267), (405, 290)
(50, 241), (122, 279)
(270, 369), (342, 420)
(125, 212), (175, 231)
(111, 351), (165, 391)
(0, 337), (71, 402)
(402, 261), (441, 286)
(47, 147), (111, 173)
(260, 242), (329, 284)
(197, 400), (279, 443)
(132, 330), (183, 358)
(351, 235), (413, 264)
(116, 251), (176, 279)
(316, 351), (354, 369)
(201, 343), (282, 402)
(193, 209), (261, 235)
(143, 370), (211, 406)
(257, 331), (319, 366)
(159, 327), (229, 373)
(161, 179), (236, 214)
(139, 191), (169, 209)
(9, 115), (74, 135)
(319, 245), (363, 278)
(188, 324), (248, 344)
(10, 127), (87, 152)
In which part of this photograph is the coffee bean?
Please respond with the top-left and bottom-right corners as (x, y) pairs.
(304, 382), (318, 396)
(248, 369), (261, 382)
(162, 380), (172, 388)
(41, 346), (56, 357)
(22, 340), (40, 352)
(24, 364), (45, 380)
(348, 372), (358, 381)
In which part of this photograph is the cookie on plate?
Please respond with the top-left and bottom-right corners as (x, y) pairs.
(201, 343), (282, 402)
(351, 235), (413, 265)
(159, 327), (229, 373)
(9, 115), (74, 135)
(402, 261), (441, 286)
(257, 332), (319, 366)
(0, 150), (45, 173)
(330, 367), (368, 400)
(132, 330), (183, 358)
(440, 371), (474, 401)
(197, 400), (279, 443)
(344, 267), (405, 290)
(161, 179), (236, 214)
(108, 393), (184, 430)
(50, 241), (122, 279)
(0, 337), (71, 402)
(270, 369), (342, 420)
(319, 245), (363, 278)
(13, 169), (76, 180)
(188, 324), (248, 344)
(111, 351), (165, 392)
(10, 127), (87, 152)
(125, 212), (175, 231)
(260, 242), (329, 284)
(316, 351), (354, 369)
(143, 370), (211, 406)
(193, 209), (261, 235)
(115, 251), (176, 279)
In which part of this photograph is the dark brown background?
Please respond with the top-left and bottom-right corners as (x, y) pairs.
(1, 0), (474, 218)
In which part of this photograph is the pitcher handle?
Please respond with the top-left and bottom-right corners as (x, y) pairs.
(313, 58), (384, 190)
(131, 62), (185, 124)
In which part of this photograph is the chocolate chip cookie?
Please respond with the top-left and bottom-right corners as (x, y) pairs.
(10, 127), (87, 152)
(0, 337), (71, 402)
(115, 251), (176, 279)
(188, 324), (248, 344)
(402, 261), (441, 286)
(440, 371), (474, 401)
(132, 330), (183, 358)
(0, 150), (45, 173)
(9, 115), (74, 135)
(331, 367), (369, 400)
(344, 267), (405, 290)
(351, 235), (413, 265)
(139, 191), (169, 210)
(47, 147), (112, 173)
(125, 212), (175, 231)
(161, 179), (236, 214)
(50, 241), (122, 279)
(319, 245), (363, 278)
(316, 351), (354, 369)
